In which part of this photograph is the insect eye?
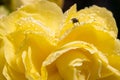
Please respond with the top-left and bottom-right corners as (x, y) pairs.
(71, 18), (79, 24)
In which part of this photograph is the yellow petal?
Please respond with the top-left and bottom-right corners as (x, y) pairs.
(3, 36), (25, 73)
(59, 24), (120, 79)
(60, 5), (117, 38)
(41, 41), (116, 80)
(58, 6), (118, 57)
(19, 0), (63, 34)
(59, 24), (115, 56)
(60, 5), (120, 78)
(10, 0), (64, 10)
(99, 39), (120, 79)
(107, 40), (120, 71)
(1, 0), (64, 39)
(49, 0), (64, 7)
(22, 47), (41, 80)
(21, 0), (64, 8)
(3, 64), (26, 80)
(0, 11), (26, 35)
(5, 29), (55, 73)
(1, 1), (61, 78)
(98, 74), (120, 80)
(57, 4), (77, 37)
(3, 27), (56, 79)
(0, 36), (6, 80)
(64, 4), (77, 23)
(77, 5), (118, 37)
(26, 33), (56, 72)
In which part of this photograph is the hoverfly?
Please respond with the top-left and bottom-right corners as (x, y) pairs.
(71, 18), (80, 26)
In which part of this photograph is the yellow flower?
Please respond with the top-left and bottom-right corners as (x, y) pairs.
(0, 0), (120, 80)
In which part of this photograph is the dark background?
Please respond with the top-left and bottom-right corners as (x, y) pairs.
(63, 0), (120, 39)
